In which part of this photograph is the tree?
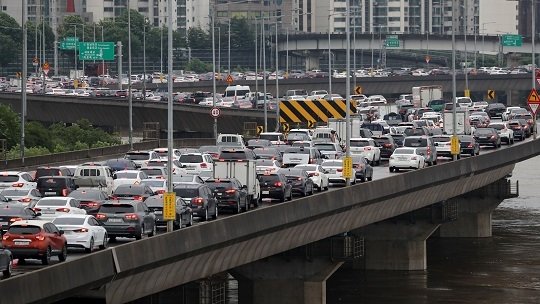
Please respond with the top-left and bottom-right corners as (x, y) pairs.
(0, 12), (22, 68)
(185, 58), (213, 73)
(188, 26), (210, 49)
(0, 104), (20, 148)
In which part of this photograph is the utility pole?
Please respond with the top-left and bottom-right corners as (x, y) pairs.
(166, 0), (174, 233)
(21, 0), (27, 162)
(128, 3), (133, 150)
(262, 17), (267, 131)
(345, 0), (351, 186)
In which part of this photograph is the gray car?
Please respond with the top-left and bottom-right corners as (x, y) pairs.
(402, 136), (438, 166)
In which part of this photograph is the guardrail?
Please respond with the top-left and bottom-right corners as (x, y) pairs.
(0, 138), (215, 170)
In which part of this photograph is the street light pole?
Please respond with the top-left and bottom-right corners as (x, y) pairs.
(533, 0), (537, 139)
(128, 3), (133, 150)
(463, 2), (469, 96)
(143, 19), (147, 100)
(345, 0), (351, 186)
(166, 0), (174, 233)
(286, 28), (289, 78)
(275, 20), (279, 102)
(211, 13), (218, 140)
(228, 19), (231, 73)
(452, 0), (457, 161)
(218, 26), (221, 77)
(327, 13), (332, 95)
(254, 20), (258, 94)
(21, 0), (27, 162)
(262, 17), (268, 131)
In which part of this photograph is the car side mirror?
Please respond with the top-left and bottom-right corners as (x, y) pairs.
(5, 198), (11, 202)
(35, 212), (42, 216)
(59, 230), (65, 235)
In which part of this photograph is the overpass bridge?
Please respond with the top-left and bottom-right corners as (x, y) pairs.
(1, 138), (537, 304)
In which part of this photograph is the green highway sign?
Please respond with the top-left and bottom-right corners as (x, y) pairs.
(502, 34), (522, 47)
(78, 42), (115, 60)
(60, 37), (79, 50)
(385, 35), (400, 48)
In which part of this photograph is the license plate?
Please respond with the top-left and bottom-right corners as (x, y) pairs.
(216, 193), (223, 196)
(154, 211), (163, 215)
(41, 210), (55, 214)
(45, 192), (56, 195)
(262, 191), (270, 194)
(14, 241), (30, 246)
(398, 157), (407, 161)
(108, 218), (123, 223)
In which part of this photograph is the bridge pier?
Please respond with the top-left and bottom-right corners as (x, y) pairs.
(438, 178), (517, 238)
(231, 257), (342, 304)
(304, 53), (321, 71)
(352, 221), (440, 270)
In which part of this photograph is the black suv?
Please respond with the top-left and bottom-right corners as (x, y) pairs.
(485, 103), (506, 118)
(258, 173), (292, 202)
(96, 200), (156, 240)
(173, 183), (218, 221)
(35, 167), (72, 180)
(206, 178), (249, 213)
(37, 176), (78, 197)
(372, 135), (398, 158)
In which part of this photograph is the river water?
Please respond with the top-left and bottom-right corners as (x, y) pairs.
(326, 155), (540, 304)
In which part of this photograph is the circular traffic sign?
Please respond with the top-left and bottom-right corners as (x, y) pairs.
(210, 107), (221, 118)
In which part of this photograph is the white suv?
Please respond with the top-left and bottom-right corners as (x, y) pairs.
(178, 153), (214, 175)
(488, 122), (515, 145)
(0, 171), (36, 189)
(124, 150), (160, 168)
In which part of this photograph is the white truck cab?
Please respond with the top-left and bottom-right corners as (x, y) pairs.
(73, 164), (114, 195)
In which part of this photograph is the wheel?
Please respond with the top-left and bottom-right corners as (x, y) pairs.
(135, 228), (143, 240)
(235, 201), (241, 214)
(58, 244), (67, 262)
(41, 247), (51, 265)
(99, 234), (108, 250)
(376, 158), (381, 166)
(288, 191), (293, 201)
(367, 176), (373, 181)
(389, 167), (394, 173)
(3, 258), (12, 279)
(471, 151), (475, 157)
(109, 236), (116, 242)
(204, 207), (209, 221)
(187, 213), (193, 227)
(148, 224), (156, 237)
(85, 237), (94, 253)
(433, 159), (438, 165)
(360, 176), (366, 183)
(212, 204), (218, 220)
(280, 193), (285, 202)
(241, 197), (249, 212)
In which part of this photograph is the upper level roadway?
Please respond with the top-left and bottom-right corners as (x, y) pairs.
(1, 137), (538, 304)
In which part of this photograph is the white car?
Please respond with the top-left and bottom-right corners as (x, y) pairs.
(349, 138), (381, 165)
(432, 135), (454, 159)
(145, 93), (162, 101)
(141, 178), (167, 194)
(502, 106), (523, 121)
(0, 171), (36, 189)
(255, 159), (281, 174)
(178, 153), (214, 175)
(321, 159), (356, 185)
(488, 122), (515, 145)
(139, 167), (168, 179)
(52, 214), (108, 253)
(313, 142), (344, 159)
(294, 164), (329, 191)
(389, 147), (426, 172)
(33, 197), (87, 221)
(152, 148), (182, 161)
(0, 187), (42, 205)
(144, 159), (187, 175)
(367, 95), (387, 105)
(112, 170), (149, 190)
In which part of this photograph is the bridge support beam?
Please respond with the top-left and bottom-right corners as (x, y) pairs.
(304, 53), (321, 71)
(352, 221), (440, 270)
(438, 178), (514, 238)
(231, 257), (342, 304)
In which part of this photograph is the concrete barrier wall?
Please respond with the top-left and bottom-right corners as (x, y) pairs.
(1, 138), (538, 304)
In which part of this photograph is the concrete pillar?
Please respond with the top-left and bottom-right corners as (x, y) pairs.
(305, 53), (321, 71)
(353, 221), (440, 270)
(231, 257), (343, 304)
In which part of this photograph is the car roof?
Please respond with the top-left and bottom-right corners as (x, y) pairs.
(115, 170), (141, 174)
(10, 220), (52, 228)
(54, 214), (91, 219)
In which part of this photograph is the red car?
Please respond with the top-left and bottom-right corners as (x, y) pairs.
(2, 220), (67, 265)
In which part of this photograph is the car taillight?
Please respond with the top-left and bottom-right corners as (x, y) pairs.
(85, 202), (99, 208)
(427, 147), (431, 156)
(411, 156), (417, 160)
(61, 188), (69, 197)
(96, 213), (107, 220)
(468, 143), (474, 147)
(56, 208), (70, 213)
(200, 163), (208, 168)
(156, 189), (165, 194)
(33, 208), (41, 212)
(337, 168), (343, 172)
(308, 172), (319, 177)
(11, 183), (24, 187)
(225, 189), (236, 194)
(9, 217), (22, 222)
(309, 158), (314, 163)
(133, 195), (143, 201)
(364, 147), (372, 151)
(2, 235), (8, 240)
(274, 182), (282, 187)
(192, 197), (204, 205)
(124, 213), (139, 220)
(384, 143), (392, 148)
(35, 235), (45, 241)
(18, 198), (32, 203)
(74, 228), (89, 233)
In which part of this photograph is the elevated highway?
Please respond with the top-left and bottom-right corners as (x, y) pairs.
(1, 138), (537, 304)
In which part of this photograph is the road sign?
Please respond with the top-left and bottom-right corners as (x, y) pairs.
(536, 70), (540, 86)
(256, 126), (264, 135)
(529, 103), (540, 116)
(342, 156), (353, 179)
(450, 135), (460, 155)
(42, 62), (50, 75)
(307, 121), (316, 128)
(487, 90), (495, 100)
(281, 123), (290, 133)
(78, 42), (115, 60)
(354, 85), (363, 95)
(464, 89), (470, 97)
(527, 88), (540, 104)
(226, 74), (234, 85)
(60, 37), (79, 50)
(163, 192), (176, 221)
(502, 34), (522, 47)
(385, 35), (400, 48)
(210, 107), (221, 118)
(425, 55), (431, 63)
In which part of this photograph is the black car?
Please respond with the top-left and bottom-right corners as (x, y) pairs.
(253, 148), (283, 162)
(390, 133), (406, 147)
(0, 204), (40, 232)
(508, 120), (525, 141)
(34, 166), (72, 180)
(473, 127), (501, 148)
(173, 183), (218, 222)
(103, 158), (138, 172)
(349, 155), (374, 182)
(112, 184), (155, 201)
(516, 118), (532, 138)
(68, 189), (110, 215)
(372, 135), (397, 158)
(258, 172), (292, 202)
(458, 135), (480, 156)
(144, 195), (193, 229)
(36, 176), (78, 197)
(277, 168), (314, 197)
(206, 178), (249, 214)
(96, 200), (156, 240)
(485, 103), (506, 118)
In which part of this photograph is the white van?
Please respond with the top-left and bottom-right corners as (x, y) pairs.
(259, 132), (286, 145)
(224, 85), (251, 101)
(73, 165), (114, 195)
(217, 134), (246, 149)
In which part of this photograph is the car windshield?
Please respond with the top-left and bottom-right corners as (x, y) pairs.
(295, 165), (317, 171)
(125, 153), (150, 160)
(37, 199), (67, 206)
(114, 172), (139, 179)
(0, 206), (24, 215)
(8, 225), (41, 234)
(174, 188), (199, 198)
(404, 138), (427, 147)
(206, 181), (233, 189)
(475, 129), (495, 135)
(114, 186), (144, 195)
(69, 190), (101, 200)
(489, 124), (504, 130)
(0, 176), (19, 182)
(256, 159), (276, 166)
(140, 169), (164, 176)
(350, 141), (370, 147)
(314, 144), (336, 151)
(142, 180), (166, 187)
(0, 189), (28, 196)
(179, 155), (203, 163)
(395, 148), (415, 154)
(99, 204), (135, 213)
(322, 161), (342, 167)
(284, 148), (311, 154)
(53, 217), (86, 225)
(432, 137), (451, 142)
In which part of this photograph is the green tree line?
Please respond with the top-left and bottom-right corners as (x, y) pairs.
(0, 104), (120, 159)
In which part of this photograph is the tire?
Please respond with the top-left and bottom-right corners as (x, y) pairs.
(212, 204), (218, 220)
(280, 193), (285, 202)
(288, 191), (293, 201)
(85, 237), (94, 253)
(3, 258), (12, 279)
(471, 151), (475, 157)
(148, 224), (156, 237)
(235, 201), (241, 214)
(389, 167), (394, 173)
(41, 247), (51, 265)
(135, 228), (142, 240)
(99, 234), (108, 250)
(58, 245), (67, 262)
(204, 207), (209, 221)
(367, 176), (373, 181)
(187, 213), (193, 227)
(433, 159), (438, 165)
(109, 236), (116, 242)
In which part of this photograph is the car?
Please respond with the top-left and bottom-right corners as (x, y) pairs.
(472, 101), (489, 111)
(516, 118), (532, 138)
(112, 170), (149, 190)
(277, 168), (315, 196)
(96, 200), (157, 240)
(457, 135), (480, 156)
(2, 220), (68, 265)
(0, 171), (36, 189)
(252, 147), (283, 162)
(348, 154), (374, 182)
(255, 159), (282, 174)
(469, 111), (491, 127)
(111, 184), (155, 201)
(144, 159), (187, 175)
(313, 141), (344, 159)
(139, 166), (168, 179)
(36, 176), (79, 197)
(390, 133), (406, 147)
(171, 175), (206, 185)
(178, 153), (214, 175)
(52, 214), (108, 253)
(206, 178), (250, 214)
(257, 172), (293, 202)
(218, 148), (258, 160)
(488, 122), (515, 144)
(389, 147), (426, 172)
(432, 135), (457, 159)
(173, 183), (218, 222)
(32, 197), (86, 221)
(0, 204), (41, 231)
(321, 159), (357, 185)
(152, 148), (182, 161)
(67, 189), (110, 215)
(34, 166), (72, 180)
(123, 150), (160, 168)
(282, 147), (325, 167)
(102, 158), (139, 173)
(484, 103), (506, 118)
(507, 120), (526, 141)
(0, 244), (13, 278)
(198, 145), (221, 161)
(144, 195), (193, 229)
(513, 113), (535, 133)
(140, 178), (167, 194)
(349, 138), (381, 166)
(0, 187), (42, 205)
(473, 127), (501, 148)
(371, 135), (398, 159)
(247, 139), (273, 149)
(502, 106), (523, 121)
(507, 108), (530, 121)
(294, 164), (330, 191)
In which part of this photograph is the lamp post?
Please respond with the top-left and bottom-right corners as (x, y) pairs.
(462, 2), (469, 97)
(328, 13), (332, 95)
(143, 18), (148, 100)
(228, 18), (231, 73)
(127, 2), (133, 150)
(210, 12), (218, 140)
(345, 0), (351, 186)
(21, 0), (27, 162)
(218, 26), (221, 78)
(452, 0), (457, 161)
(166, 0), (174, 233)
(262, 16), (267, 131)
(533, 0), (537, 139)
(481, 22), (495, 66)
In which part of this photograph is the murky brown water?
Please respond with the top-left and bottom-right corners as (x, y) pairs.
(326, 156), (540, 304)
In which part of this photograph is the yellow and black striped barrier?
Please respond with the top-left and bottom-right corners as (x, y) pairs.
(279, 99), (356, 123)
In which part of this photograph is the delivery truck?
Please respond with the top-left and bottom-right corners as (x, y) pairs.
(213, 160), (261, 208)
